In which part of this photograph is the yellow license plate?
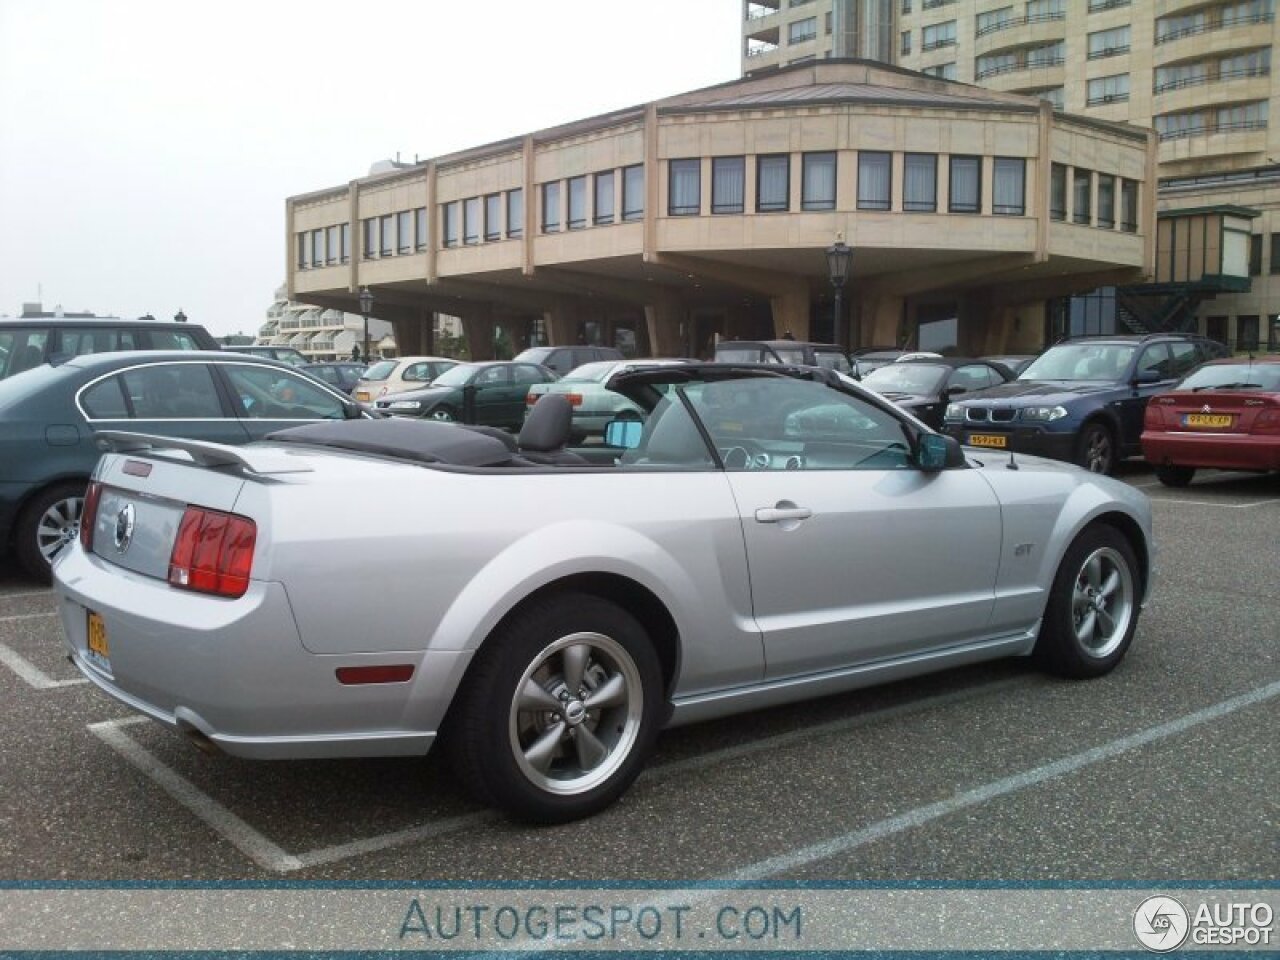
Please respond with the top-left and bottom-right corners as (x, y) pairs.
(968, 434), (1008, 448)
(86, 611), (110, 671)
(355, 391), (370, 402)
(1184, 413), (1233, 428)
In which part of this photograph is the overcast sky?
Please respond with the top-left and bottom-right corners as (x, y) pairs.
(0, 0), (741, 336)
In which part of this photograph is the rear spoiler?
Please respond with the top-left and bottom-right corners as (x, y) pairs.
(93, 431), (313, 476)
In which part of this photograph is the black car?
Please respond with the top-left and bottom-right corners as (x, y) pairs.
(0, 317), (220, 381)
(860, 358), (1016, 429)
(0, 351), (364, 580)
(943, 333), (1230, 473)
(512, 345), (623, 378)
(374, 361), (557, 429)
(301, 361), (366, 394)
(714, 339), (852, 373)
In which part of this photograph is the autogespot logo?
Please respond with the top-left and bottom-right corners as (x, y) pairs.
(1134, 896), (1190, 953)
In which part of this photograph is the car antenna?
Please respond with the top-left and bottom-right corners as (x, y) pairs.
(1006, 449), (1019, 470)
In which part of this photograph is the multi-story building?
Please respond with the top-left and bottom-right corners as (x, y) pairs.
(255, 285), (399, 361)
(743, 0), (1280, 350)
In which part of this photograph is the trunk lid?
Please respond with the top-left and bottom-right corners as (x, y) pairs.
(1149, 390), (1280, 434)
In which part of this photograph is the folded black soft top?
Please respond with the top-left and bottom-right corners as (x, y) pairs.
(265, 418), (516, 468)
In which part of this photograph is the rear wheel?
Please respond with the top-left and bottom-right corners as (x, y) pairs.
(1075, 423), (1114, 475)
(14, 481), (88, 583)
(1155, 464), (1195, 487)
(1034, 525), (1140, 678)
(445, 593), (663, 823)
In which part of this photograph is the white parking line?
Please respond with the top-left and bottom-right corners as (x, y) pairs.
(85, 676), (1028, 872)
(0, 641), (88, 689)
(0, 611), (58, 623)
(721, 677), (1280, 882)
(0, 589), (53, 601)
(1150, 496), (1280, 509)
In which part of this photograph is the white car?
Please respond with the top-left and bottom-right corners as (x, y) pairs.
(352, 356), (457, 403)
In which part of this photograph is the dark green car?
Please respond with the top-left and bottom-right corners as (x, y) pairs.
(0, 351), (364, 581)
(372, 361), (557, 428)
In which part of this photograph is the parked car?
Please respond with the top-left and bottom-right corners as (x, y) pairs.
(0, 317), (219, 381)
(53, 363), (1152, 823)
(374, 361), (556, 429)
(301, 361), (366, 395)
(524, 359), (693, 440)
(981, 354), (1038, 376)
(512, 345), (624, 378)
(942, 333), (1230, 474)
(851, 347), (909, 375)
(228, 346), (310, 366)
(714, 339), (851, 373)
(352, 356), (457, 404)
(860, 358), (1015, 429)
(0, 352), (364, 581)
(1141, 354), (1280, 486)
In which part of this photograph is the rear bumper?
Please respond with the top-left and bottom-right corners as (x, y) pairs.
(944, 425), (1077, 463)
(1142, 432), (1280, 472)
(53, 544), (472, 759)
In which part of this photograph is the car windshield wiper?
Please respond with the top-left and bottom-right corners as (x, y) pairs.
(1191, 382), (1262, 391)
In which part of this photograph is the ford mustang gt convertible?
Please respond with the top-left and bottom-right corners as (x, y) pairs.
(53, 364), (1154, 823)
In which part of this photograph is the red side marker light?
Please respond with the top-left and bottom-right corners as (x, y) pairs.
(336, 665), (415, 685)
(80, 481), (104, 551)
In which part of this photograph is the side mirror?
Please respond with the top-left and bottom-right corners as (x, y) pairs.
(604, 418), (643, 449)
(917, 433), (965, 472)
(1132, 370), (1161, 385)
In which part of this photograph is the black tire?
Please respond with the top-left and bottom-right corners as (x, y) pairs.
(427, 405), (457, 423)
(445, 593), (663, 823)
(1075, 422), (1115, 475)
(1155, 464), (1195, 487)
(1034, 524), (1141, 679)
(14, 481), (89, 583)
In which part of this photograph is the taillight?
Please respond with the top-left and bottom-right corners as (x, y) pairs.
(567, 393), (584, 407)
(168, 507), (257, 598)
(80, 481), (103, 551)
(1252, 408), (1280, 435)
(1143, 403), (1165, 429)
(526, 393), (539, 406)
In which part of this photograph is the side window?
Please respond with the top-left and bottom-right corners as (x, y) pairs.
(1136, 344), (1173, 380)
(61, 328), (141, 355)
(1169, 342), (1199, 378)
(402, 362), (431, 382)
(147, 330), (201, 350)
(0, 329), (48, 377)
(310, 366), (339, 385)
(429, 362), (453, 379)
(120, 364), (223, 419)
(223, 365), (345, 419)
(474, 366), (509, 387)
(952, 364), (996, 392)
(80, 376), (130, 419)
(512, 364), (546, 385)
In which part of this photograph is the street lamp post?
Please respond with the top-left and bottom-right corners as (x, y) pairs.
(825, 239), (853, 349)
(358, 286), (373, 364)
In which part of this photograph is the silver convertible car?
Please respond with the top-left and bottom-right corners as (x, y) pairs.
(53, 364), (1153, 823)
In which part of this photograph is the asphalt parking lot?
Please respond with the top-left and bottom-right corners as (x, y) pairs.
(0, 463), (1276, 882)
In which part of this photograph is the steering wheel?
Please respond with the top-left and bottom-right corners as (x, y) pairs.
(719, 441), (771, 471)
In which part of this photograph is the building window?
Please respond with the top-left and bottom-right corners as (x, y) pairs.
(1237, 315), (1260, 351)
(801, 151), (836, 210)
(1250, 234), (1263, 275)
(1028, 40), (1064, 66)
(541, 181), (561, 233)
(948, 155), (980, 213)
(923, 62), (957, 80)
(903, 153), (937, 212)
(325, 225), (339, 264)
(379, 215), (394, 256)
(485, 194), (502, 242)
(594, 171), (615, 225)
(1096, 174), (1115, 228)
(669, 159), (701, 216)
(1206, 315), (1228, 344)
(902, 0), (911, 12)
(463, 197), (481, 245)
(711, 156), (746, 214)
(566, 176), (587, 230)
(1087, 74), (1129, 105)
(1050, 164), (1067, 221)
(340, 222), (351, 263)
(788, 16), (817, 43)
(922, 20), (956, 50)
(756, 154), (790, 212)
(1120, 179), (1138, 232)
(1073, 170), (1092, 225)
(442, 202), (459, 247)
(622, 164), (645, 221)
(296, 233), (307, 269)
(976, 6), (1013, 35)
(901, 30), (911, 54)
(1270, 233), (1280, 273)
(1026, 0), (1063, 18)
(993, 157), (1025, 215)
(1087, 26), (1130, 59)
(396, 211), (412, 254)
(507, 189), (524, 238)
(414, 208), (426, 251)
(1088, 0), (1130, 10)
(312, 230), (325, 267)
(857, 151), (891, 210)
(363, 218), (377, 258)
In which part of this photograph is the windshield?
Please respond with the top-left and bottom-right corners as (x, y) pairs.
(716, 347), (771, 363)
(1180, 361), (1280, 392)
(862, 363), (949, 394)
(1020, 344), (1135, 381)
(361, 360), (396, 381)
(513, 348), (552, 363)
(430, 363), (477, 387)
(562, 361), (618, 383)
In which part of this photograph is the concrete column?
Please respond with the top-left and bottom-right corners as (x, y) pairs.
(390, 317), (423, 356)
(861, 294), (905, 348)
(770, 283), (811, 341)
(644, 293), (685, 358)
(460, 304), (496, 361)
(542, 301), (581, 346)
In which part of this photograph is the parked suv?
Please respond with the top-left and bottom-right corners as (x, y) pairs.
(714, 339), (852, 373)
(942, 333), (1229, 474)
(0, 317), (219, 381)
(512, 345), (624, 377)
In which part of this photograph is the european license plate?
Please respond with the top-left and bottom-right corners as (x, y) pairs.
(355, 391), (370, 402)
(1183, 413), (1233, 428)
(968, 433), (1008, 449)
(86, 611), (111, 673)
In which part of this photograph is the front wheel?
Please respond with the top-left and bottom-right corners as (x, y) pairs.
(428, 405), (457, 422)
(14, 481), (88, 583)
(1075, 423), (1114, 475)
(1156, 464), (1195, 487)
(1034, 525), (1140, 679)
(445, 593), (663, 823)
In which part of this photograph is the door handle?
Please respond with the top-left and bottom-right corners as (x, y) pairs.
(754, 505), (812, 523)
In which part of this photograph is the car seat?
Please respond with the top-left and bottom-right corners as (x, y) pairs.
(619, 398), (713, 467)
(517, 394), (587, 465)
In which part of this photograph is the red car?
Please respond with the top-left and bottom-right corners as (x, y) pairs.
(1141, 355), (1280, 486)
